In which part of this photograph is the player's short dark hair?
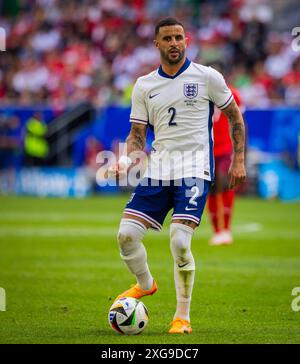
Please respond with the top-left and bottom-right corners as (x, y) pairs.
(155, 18), (185, 37)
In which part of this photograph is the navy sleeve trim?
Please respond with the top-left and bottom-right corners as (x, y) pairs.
(218, 94), (233, 110)
(130, 117), (148, 125)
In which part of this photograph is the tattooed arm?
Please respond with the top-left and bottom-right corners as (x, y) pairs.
(108, 123), (148, 177)
(125, 123), (148, 155)
(222, 99), (247, 188)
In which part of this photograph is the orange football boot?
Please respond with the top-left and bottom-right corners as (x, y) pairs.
(169, 317), (192, 334)
(115, 280), (158, 301)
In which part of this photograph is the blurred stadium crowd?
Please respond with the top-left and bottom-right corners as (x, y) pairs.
(0, 0), (300, 109)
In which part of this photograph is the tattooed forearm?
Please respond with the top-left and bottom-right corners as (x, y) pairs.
(221, 99), (247, 187)
(126, 123), (148, 154)
(222, 99), (245, 158)
(232, 124), (245, 154)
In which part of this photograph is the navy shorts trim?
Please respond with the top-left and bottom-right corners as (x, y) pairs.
(124, 208), (162, 231)
(172, 214), (200, 225)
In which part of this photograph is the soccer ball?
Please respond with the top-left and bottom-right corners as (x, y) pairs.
(108, 297), (148, 335)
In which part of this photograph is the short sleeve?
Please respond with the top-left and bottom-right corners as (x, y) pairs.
(129, 79), (148, 125)
(207, 67), (233, 110)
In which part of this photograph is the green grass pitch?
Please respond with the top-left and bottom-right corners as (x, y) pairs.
(0, 195), (299, 344)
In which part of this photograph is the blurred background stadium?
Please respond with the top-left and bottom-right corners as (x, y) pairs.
(0, 0), (300, 199)
(0, 0), (300, 344)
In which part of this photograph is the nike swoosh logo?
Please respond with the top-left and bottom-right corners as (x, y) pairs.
(185, 207), (198, 211)
(149, 93), (160, 99)
(178, 262), (189, 268)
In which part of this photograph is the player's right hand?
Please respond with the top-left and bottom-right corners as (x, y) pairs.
(107, 157), (132, 179)
(107, 163), (125, 179)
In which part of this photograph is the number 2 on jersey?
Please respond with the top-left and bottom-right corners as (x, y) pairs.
(168, 107), (177, 126)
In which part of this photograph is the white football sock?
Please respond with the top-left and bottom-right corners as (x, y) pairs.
(117, 219), (153, 290)
(170, 223), (195, 322)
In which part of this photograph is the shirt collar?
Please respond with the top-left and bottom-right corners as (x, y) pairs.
(158, 58), (191, 79)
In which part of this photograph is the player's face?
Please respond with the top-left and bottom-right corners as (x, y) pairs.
(154, 25), (187, 65)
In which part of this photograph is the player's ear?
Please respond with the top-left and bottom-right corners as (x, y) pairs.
(153, 39), (159, 49)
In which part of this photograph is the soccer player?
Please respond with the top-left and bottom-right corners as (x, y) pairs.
(207, 61), (244, 246)
(109, 18), (246, 334)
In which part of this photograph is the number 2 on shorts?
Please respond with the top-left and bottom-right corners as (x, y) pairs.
(189, 186), (200, 206)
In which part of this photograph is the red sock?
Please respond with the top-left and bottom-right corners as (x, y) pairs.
(222, 190), (235, 231)
(208, 194), (221, 233)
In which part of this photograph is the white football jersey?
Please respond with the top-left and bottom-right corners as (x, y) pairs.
(129, 58), (233, 181)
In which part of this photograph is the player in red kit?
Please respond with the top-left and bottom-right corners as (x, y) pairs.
(208, 63), (244, 245)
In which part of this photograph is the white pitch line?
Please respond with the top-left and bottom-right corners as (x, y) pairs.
(0, 227), (118, 237)
(0, 223), (264, 238)
(0, 212), (121, 222)
(234, 223), (263, 233)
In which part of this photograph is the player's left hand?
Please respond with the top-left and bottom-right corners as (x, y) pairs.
(228, 159), (246, 189)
